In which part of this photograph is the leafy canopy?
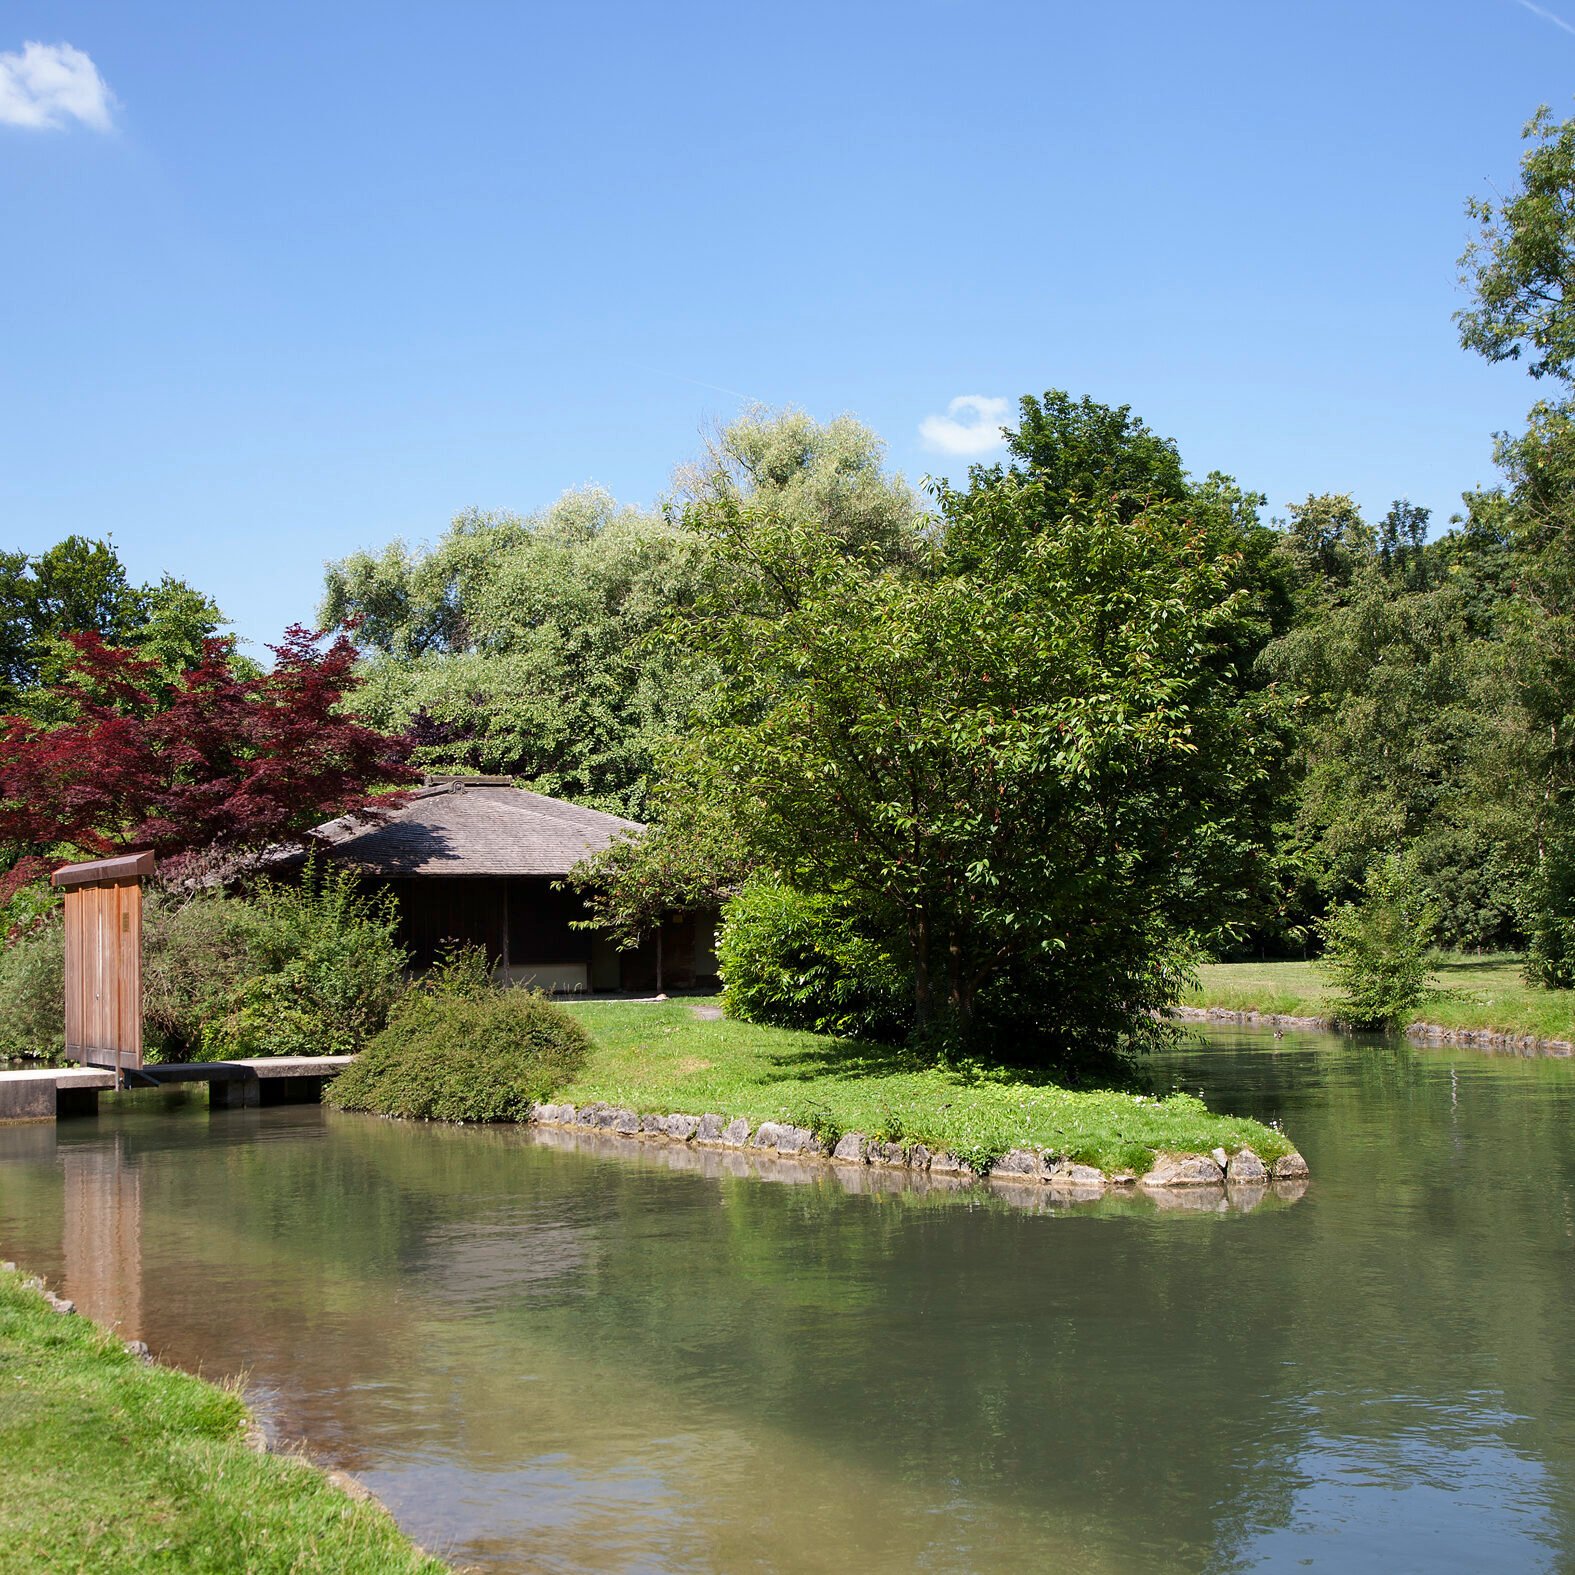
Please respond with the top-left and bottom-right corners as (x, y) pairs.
(0, 627), (411, 869)
(1458, 105), (1575, 384)
(323, 410), (929, 819)
(672, 392), (1285, 1061)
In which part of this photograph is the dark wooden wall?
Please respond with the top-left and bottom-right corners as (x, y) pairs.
(371, 875), (717, 991)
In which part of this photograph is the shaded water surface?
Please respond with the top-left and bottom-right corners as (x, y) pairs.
(3, 1028), (1575, 1571)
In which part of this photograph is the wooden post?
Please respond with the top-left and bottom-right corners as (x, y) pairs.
(51, 852), (154, 1082)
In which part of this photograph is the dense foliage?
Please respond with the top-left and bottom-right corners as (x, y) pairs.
(326, 971), (590, 1123)
(663, 395), (1287, 1062)
(1315, 855), (1439, 1029)
(0, 909), (65, 1061)
(0, 626), (411, 874)
(323, 411), (927, 818)
(195, 866), (408, 1059)
(0, 868), (409, 1064)
(0, 535), (223, 713)
(716, 878), (911, 1042)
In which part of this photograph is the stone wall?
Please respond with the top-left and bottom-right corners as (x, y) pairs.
(529, 1102), (1309, 1213)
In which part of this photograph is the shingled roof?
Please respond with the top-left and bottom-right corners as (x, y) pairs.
(306, 779), (643, 877)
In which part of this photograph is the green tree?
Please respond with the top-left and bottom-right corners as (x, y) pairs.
(677, 406), (1283, 1062)
(324, 410), (928, 818)
(1260, 496), (1521, 949)
(322, 489), (708, 817)
(1455, 104), (1575, 979)
(1316, 854), (1438, 1029)
(1458, 105), (1575, 383)
(0, 536), (223, 711)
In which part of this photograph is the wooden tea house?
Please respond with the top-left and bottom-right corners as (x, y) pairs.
(303, 777), (716, 993)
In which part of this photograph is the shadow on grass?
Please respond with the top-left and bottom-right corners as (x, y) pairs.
(755, 1032), (1144, 1095)
(1429, 953), (1523, 986)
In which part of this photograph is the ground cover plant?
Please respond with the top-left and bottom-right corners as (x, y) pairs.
(0, 1267), (443, 1574)
(557, 1000), (1294, 1175)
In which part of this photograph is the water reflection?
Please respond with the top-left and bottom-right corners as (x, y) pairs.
(1, 1030), (1573, 1571)
(61, 1135), (142, 1340)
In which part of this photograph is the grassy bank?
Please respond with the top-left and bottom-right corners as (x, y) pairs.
(0, 1267), (444, 1574)
(1184, 954), (1575, 1042)
(558, 1000), (1295, 1174)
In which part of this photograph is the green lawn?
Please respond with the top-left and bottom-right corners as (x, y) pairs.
(0, 1268), (445, 1575)
(558, 1000), (1295, 1174)
(1185, 953), (1575, 1042)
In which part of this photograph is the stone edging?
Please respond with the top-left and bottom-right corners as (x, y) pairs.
(530, 1102), (1308, 1202)
(1174, 1003), (1575, 1057)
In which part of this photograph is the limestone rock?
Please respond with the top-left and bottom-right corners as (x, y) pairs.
(993, 1148), (1042, 1179)
(1211, 1147), (1229, 1170)
(608, 1107), (640, 1134)
(640, 1114), (669, 1135)
(906, 1143), (932, 1171)
(832, 1132), (868, 1164)
(928, 1151), (972, 1177)
(1225, 1148), (1269, 1185)
(1272, 1151), (1310, 1181)
(696, 1113), (727, 1143)
(721, 1117), (752, 1147)
(666, 1114), (700, 1142)
(752, 1122), (786, 1149)
(867, 1140), (907, 1167)
(1141, 1152), (1226, 1187)
(1046, 1159), (1105, 1189)
(774, 1125), (815, 1155)
(575, 1104), (603, 1126)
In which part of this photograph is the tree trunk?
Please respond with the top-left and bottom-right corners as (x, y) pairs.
(912, 909), (932, 1028)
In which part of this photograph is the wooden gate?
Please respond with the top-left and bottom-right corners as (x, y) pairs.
(51, 852), (154, 1075)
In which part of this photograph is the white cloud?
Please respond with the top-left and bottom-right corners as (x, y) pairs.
(0, 41), (114, 131)
(919, 395), (1011, 457)
(1516, 0), (1575, 37)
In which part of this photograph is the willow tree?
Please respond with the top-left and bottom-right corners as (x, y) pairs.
(322, 410), (927, 819)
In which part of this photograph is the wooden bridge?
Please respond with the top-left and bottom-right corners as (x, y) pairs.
(0, 1057), (353, 1123)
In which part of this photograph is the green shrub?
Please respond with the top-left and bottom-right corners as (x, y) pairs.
(198, 862), (407, 1059)
(0, 915), (65, 1062)
(717, 878), (911, 1042)
(1525, 833), (1575, 988)
(1, 873), (60, 946)
(142, 891), (266, 1060)
(326, 989), (589, 1122)
(1316, 853), (1439, 1029)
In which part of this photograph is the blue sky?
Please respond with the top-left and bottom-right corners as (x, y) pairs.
(3, 1), (1574, 651)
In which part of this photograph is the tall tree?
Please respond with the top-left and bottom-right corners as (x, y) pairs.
(0, 535), (223, 710)
(672, 399), (1283, 1061)
(323, 410), (928, 818)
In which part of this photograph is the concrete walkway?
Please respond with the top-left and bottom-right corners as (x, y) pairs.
(0, 1056), (354, 1123)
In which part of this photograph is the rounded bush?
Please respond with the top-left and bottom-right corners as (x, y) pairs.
(717, 878), (911, 1042)
(326, 990), (590, 1122)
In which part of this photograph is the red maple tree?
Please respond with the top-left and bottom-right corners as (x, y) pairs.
(0, 626), (413, 870)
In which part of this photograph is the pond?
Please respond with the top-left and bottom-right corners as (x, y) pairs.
(2, 1026), (1575, 1572)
